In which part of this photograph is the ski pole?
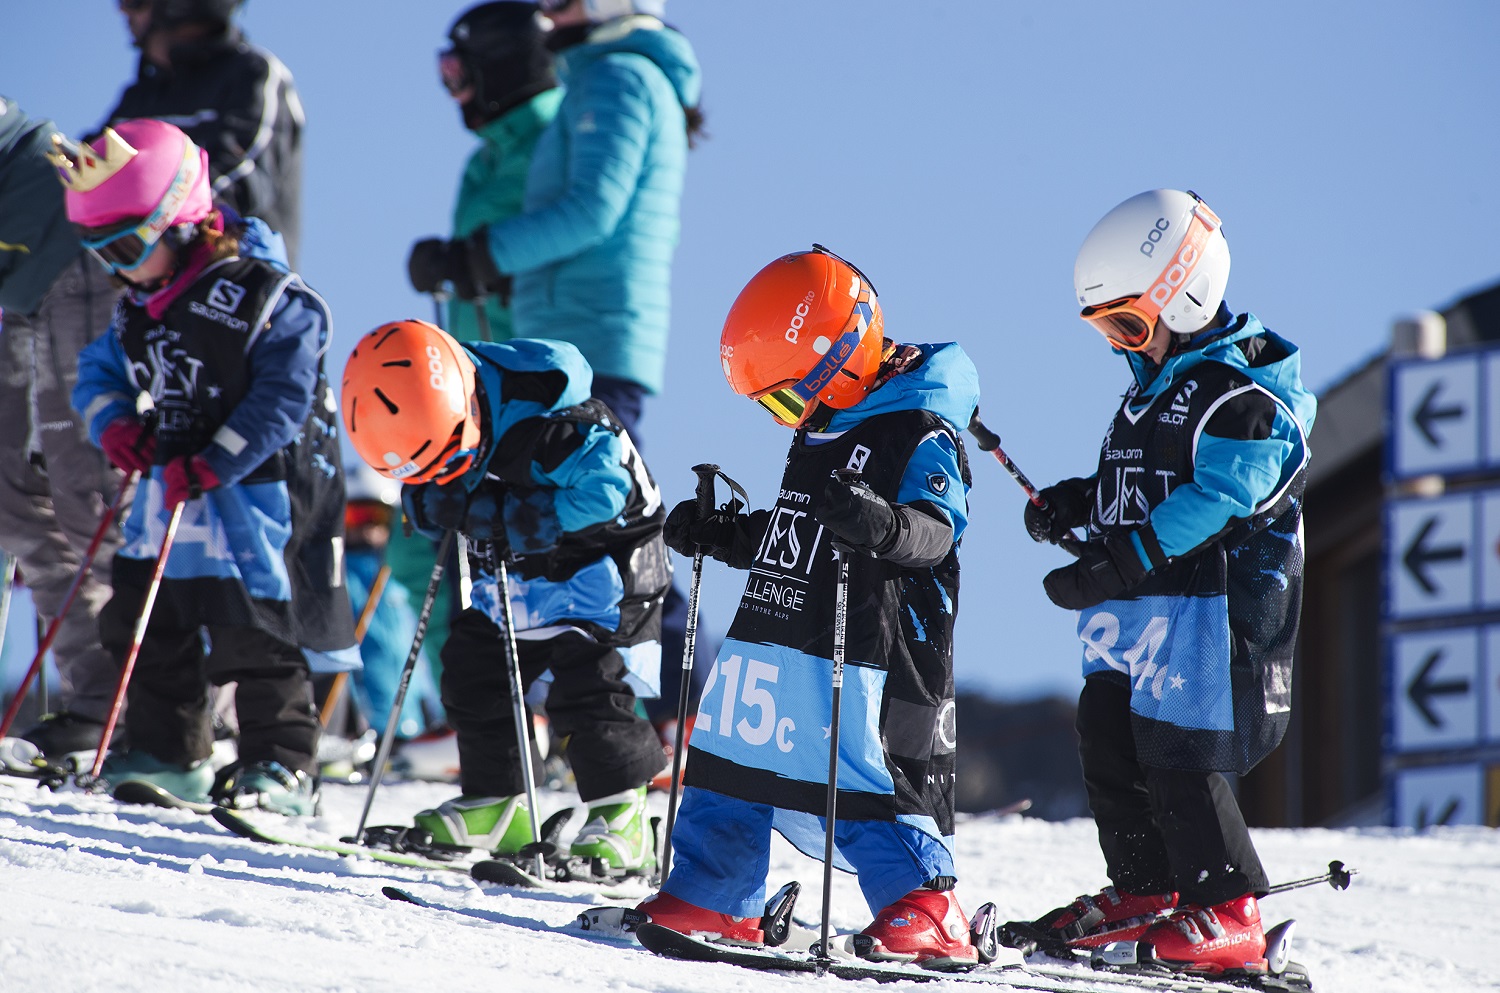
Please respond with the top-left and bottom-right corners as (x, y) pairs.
(0, 553), (15, 670)
(471, 295), (494, 343)
(491, 551), (547, 880)
(430, 289), (449, 332)
(817, 467), (860, 974)
(967, 410), (1083, 557)
(658, 463), (721, 885)
(352, 529), (455, 843)
(1267, 859), (1357, 896)
(82, 495), (186, 785)
(0, 469), (138, 742)
(318, 563), (393, 728)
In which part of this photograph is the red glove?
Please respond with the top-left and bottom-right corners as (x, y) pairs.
(162, 454), (221, 509)
(99, 418), (156, 473)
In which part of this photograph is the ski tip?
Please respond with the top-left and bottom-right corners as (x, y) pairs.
(382, 886), (429, 907)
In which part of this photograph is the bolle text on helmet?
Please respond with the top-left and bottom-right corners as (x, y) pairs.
(1139, 217), (1171, 257)
(1144, 238), (1201, 309)
(784, 290), (817, 344)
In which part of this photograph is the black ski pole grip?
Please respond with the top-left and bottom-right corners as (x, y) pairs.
(691, 463), (719, 515)
(966, 408), (1000, 453)
(833, 467), (861, 484)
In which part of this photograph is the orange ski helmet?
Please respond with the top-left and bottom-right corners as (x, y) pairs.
(341, 320), (482, 485)
(719, 245), (885, 428)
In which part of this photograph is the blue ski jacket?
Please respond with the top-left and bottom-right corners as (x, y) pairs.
(484, 16), (701, 394)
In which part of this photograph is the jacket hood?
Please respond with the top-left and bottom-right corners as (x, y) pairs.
(559, 16), (701, 109)
(238, 215), (289, 269)
(826, 342), (981, 435)
(465, 338), (594, 482)
(1124, 310), (1317, 433)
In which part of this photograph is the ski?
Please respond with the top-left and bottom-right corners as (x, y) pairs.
(635, 922), (1313, 993)
(380, 885), (646, 948)
(212, 806), (652, 896)
(112, 780), (218, 815)
(211, 806), (483, 875)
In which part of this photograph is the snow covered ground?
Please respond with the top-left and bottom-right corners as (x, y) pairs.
(1, 774), (1495, 993)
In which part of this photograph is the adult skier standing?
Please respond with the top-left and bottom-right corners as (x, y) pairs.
(639, 247), (982, 968)
(1014, 189), (1316, 978)
(398, 0), (562, 690)
(58, 119), (356, 813)
(106, 0), (304, 264)
(408, 0), (709, 737)
(341, 320), (669, 877)
(0, 97), (126, 773)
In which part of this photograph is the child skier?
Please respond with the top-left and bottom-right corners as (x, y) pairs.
(1013, 190), (1316, 977)
(56, 119), (357, 814)
(340, 320), (669, 877)
(640, 246), (981, 967)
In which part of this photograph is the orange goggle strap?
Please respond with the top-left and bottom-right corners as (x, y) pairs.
(1080, 201), (1222, 350)
(750, 289), (878, 427)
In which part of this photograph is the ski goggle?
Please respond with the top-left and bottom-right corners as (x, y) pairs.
(345, 501), (395, 531)
(749, 291), (875, 428)
(437, 50), (472, 97)
(80, 219), (161, 272)
(1079, 200), (1221, 351)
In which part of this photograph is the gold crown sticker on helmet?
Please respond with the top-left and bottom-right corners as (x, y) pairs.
(47, 128), (138, 193)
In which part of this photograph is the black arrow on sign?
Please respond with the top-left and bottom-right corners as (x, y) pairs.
(1413, 381), (1465, 448)
(1406, 649), (1471, 728)
(1416, 798), (1460, 830)
(1402, 517), (1466, 594)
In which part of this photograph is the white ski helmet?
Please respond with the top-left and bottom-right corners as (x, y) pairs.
(1073, 189), (1230, 350)
(345, 459), (400, 506)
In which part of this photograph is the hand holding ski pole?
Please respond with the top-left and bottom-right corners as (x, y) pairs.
(967, 410), (1083, 557)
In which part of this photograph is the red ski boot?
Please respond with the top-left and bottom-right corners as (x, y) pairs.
(1027, 886), (1178, 948)
(636, 891), (765, 947)
(1141, 894), (1267, 975)
(853, 888), (979, 970)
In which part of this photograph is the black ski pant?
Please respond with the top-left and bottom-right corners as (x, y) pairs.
(99, 588), (320, 775)
(1076, 677), (1268, 907)
(440, 606), (666, 803)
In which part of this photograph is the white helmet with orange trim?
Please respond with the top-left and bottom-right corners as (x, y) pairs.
(1073, 189), (1230, 351)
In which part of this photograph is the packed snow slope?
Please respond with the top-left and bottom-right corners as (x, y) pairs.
(1, 776), (1494, 993)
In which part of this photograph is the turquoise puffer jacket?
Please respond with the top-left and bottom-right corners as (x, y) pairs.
(484, 16), (701, 394)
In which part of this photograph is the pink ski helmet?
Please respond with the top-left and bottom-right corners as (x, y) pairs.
(49, 119), (212, 271)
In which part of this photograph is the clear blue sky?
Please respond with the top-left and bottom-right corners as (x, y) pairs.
(4, 1), (1498, 700)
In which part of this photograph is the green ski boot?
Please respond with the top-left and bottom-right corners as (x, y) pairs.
(569, 785), (654, 876)
(100, 750), (214, 803)
(212, 760), (319, 816)
(413, 795), (534, 854)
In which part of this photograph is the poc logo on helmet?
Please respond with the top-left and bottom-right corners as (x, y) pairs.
(425, 345), (447, 391)
(1140, 217), (1171, 257)
(784, 290), (816, 343)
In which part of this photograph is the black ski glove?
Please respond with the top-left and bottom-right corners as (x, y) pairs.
(405, 229), (510, 303)
(815, 476), (895, 555)
(1024, 476), (1096, 544)
(1042, 533), (1150, 610)
(401, 480), (471, 541)
(663, 497), (766, 569)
